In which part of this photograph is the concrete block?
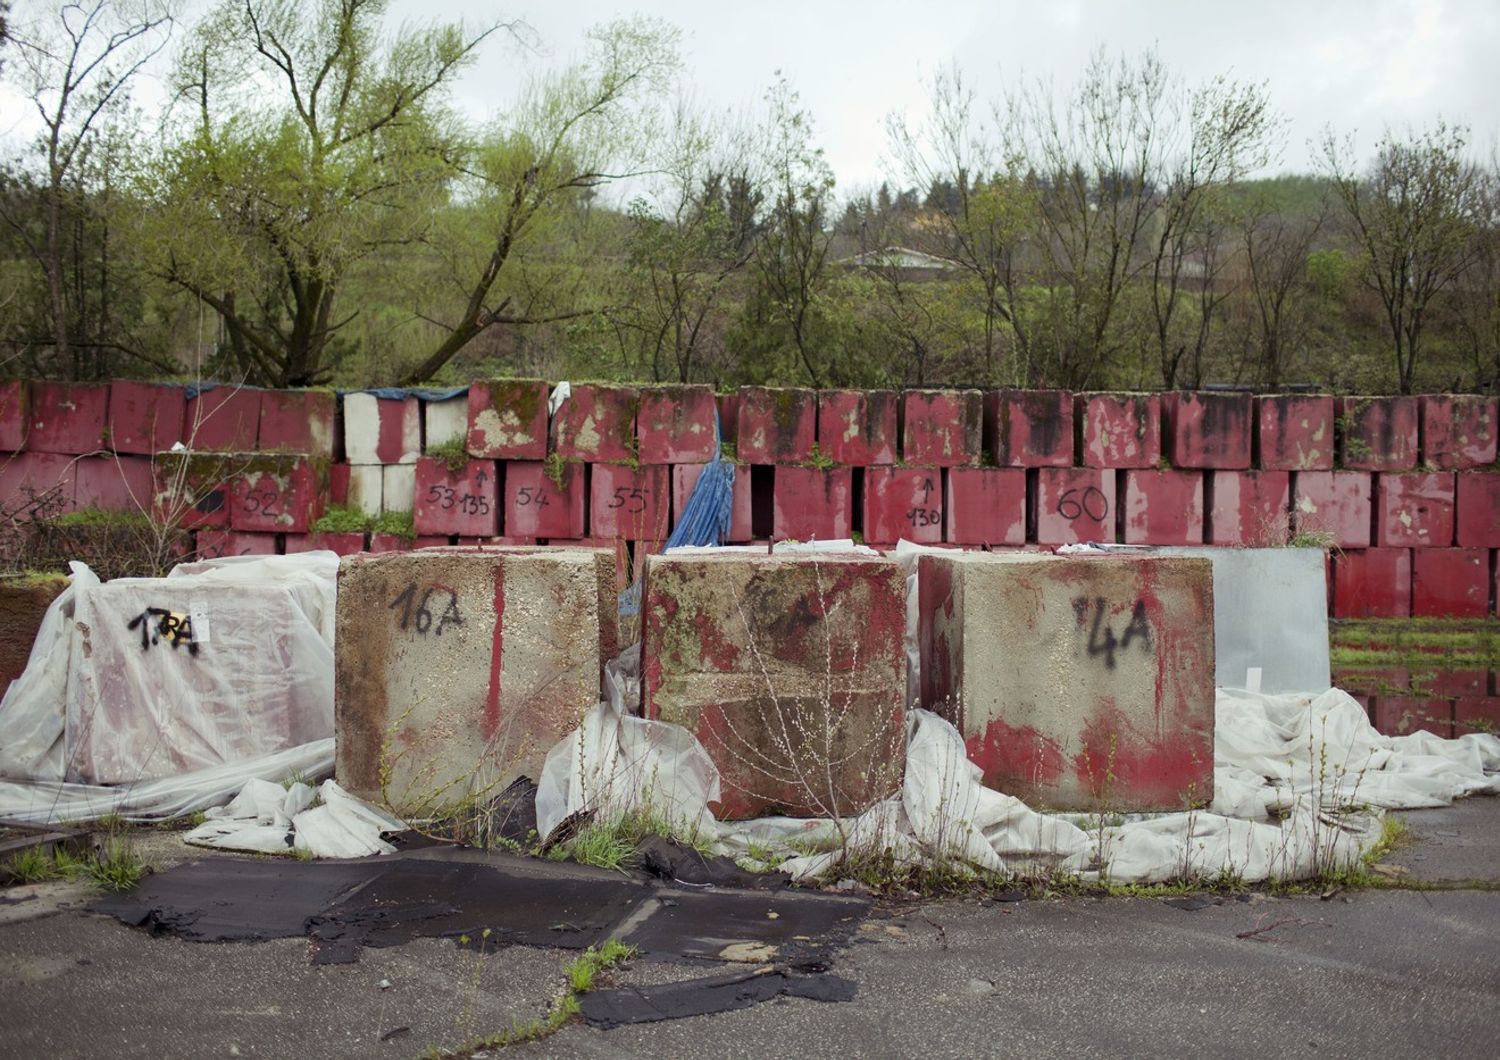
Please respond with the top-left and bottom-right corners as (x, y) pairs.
(227, 457), (326, 533)
(1122, 470), (1204, 545)
(1332, 548), (1411, 618)
(1455, 473), (1500, 547)
(0, 452), (75, 513)
(466, 379), (549, 459)
(736, 387), (817, 464)
(422, 395), (469, 451)
(73, 455), (154, 512)
(903, 389), (982, 466)
(673, 463), (753, 543)
(286, 531), (365, 555)
(1412, 548), (1490, 617)
(945, 467), (1026, 547)
(1420, 395), (1497, 470)
(1036, 467), (1117, 545)
(1077, 393), (1160, 468)
(817, 389), (899, 465)
(1207, 470), (1290, 546)
(368, 532), (415, 553)
(590, 463), (670, 541)
(637, 386), (717, 464)
(194, 529), (277, 559)
(108, 381), (185, 455)
(0, 379), (28, 450)
(641, 551), (906, 819)
(1162, 391), (1252, 469)
(1457, 697), (1500, 738)
(334, 549), (601, 807)
(772, 466), (852, 541)
(348, 465), (384, 518)
(1338, 396), (1417, 471)
(183, 386), (262, 452)
(344, 392), (420, 464)
(864, 466), (943, 545)
(1376, 472), (1454, 548)
(1293, 470), (1372, 548)
(1427, 669), (1486, 697)
(1255, 394), (1334, 470)
(918, 552), (1215, 811)
(413, 457), (497, 537)
(258, 390), (336, 460)
(28, 382), (108, 454)
(329, 464), (350, 506)
(1374, 698), (1453, 739)
(152, 452), (233, 529)
(553, 385), (638, 462)
(986, 389), (1074, 467)
(505, 460), (585, 539)
(382, 463), (416, 515)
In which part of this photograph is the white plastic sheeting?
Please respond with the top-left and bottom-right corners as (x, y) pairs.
(183, 777), (405, 858)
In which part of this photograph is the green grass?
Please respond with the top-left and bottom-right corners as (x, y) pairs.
(553, 805), (718, 871)
(46, 506), (150, 529)
(369, 509), (415, 538)
(1, 837), (148, 892)
(311, 504), (370, 534)
(1329, 618), (1500, 670)
(425, 435), (469, 473)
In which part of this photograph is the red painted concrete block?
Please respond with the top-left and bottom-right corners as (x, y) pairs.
(817, 389), (899, 465)
(413, 457), (498, 537)
(673, 463), (753, 543)
(903, 389), (982, 467)
(1255, 394), (1335, 470)
(0, 452), (75, 512)
(27, 382), (108, 454)
(1375, 698), (1453, 739)
(552, 384), (638, 462)
(1420, 394), (1497, 470)
(342, 392), (419, 464)
(1162, 391), (1252, 469)
(73, 456), (154, 512)
(1293, 471), (1372, 548)
(329, 463), (351, 506)
(590, 463), (671, 541)
(772, 466), (853, 541)
(1338, 396), (1418, 471)
(1427, 669), (1486, 698)
(864, 466), (943, 545)
(466, 379), (549, 460)
(637, 386), (718, 464)
(228, 459), (326, 533)
(945, 467), (1026, 547)
(194, 529), (277, 560)
(505, 460), (586, 539)
(1376, 472), (1454, 548)
(986, 389), (1074, 468)
(108, 381), (185, 455)
(153, 454), (235, 529)
(368, 533), (415, 553)
(0, 379), (28, 450)
(715, 393), (739, 446)
(258, 390), (337, 460)
(1122, 469), (1204, 545)
(286, 531), (366, 555)
(183, 386), (262, 452)
(735, 387), (817, 465)
(1332, 549), (1411, 618)
(1457, 697), (1500, 737)
(1412, 548), (1490, 618)
(1208, 470), (1290, 546)
(1455, 473), (1500, 548)
(1077, 393), (1161, 469)
(1036, 467), (1117, 545)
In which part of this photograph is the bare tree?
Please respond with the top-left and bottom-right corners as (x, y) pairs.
(1238, 190), (1327, 390)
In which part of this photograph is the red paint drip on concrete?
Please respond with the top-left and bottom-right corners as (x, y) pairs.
(965, 717), (1069, 791)
(484, 564), (505, 741)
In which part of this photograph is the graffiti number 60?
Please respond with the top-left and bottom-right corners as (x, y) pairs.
(1057, 486), (1109, 522)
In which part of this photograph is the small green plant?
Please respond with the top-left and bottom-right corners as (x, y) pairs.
(719, 440), (737, 462)
(311, 505), (369, 534)
(543, 451), (571, 488)
(47, 506), (151, 530)
(426, 435), (470, 474)
(1285, 528), (1335, 549)
(370, 509), (416, 539)
(805, 442), (836, 470)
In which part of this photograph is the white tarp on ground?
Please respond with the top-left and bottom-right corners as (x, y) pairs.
(182, 777), (405, 858)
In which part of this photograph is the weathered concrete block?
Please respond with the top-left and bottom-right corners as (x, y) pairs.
(590, 463), (670, 541)
(335, 549), (601, 809)
(413, 457), (497, 537)
(151, 452), (232, 529)
(258, 390), (336, 460)
(73, 455), (154, 512)
(864, 466), (943, 545)
(1035, 467), (1117, 545)
(504, 460), (586, 539)
(194, 529), (276, 559)
(1376, 472), (1454, 548)
(772, 466), (852, 541)
(1420, 395), (1497, 470)
(1207, 470), (1290, 546)
(1293, 470), (1372, 548)
(382, 462), (416, 516)
(1077, 393), (1160, 468)
(1256, 394), (1334, 470)
(344, 392), (420, 464)
(816, 389), (898, 465)
(28, 382), (109, 454)
(637, 386), (717, 464)
(422, 395), (469, 451)
(1332, 548), (1411, 618)
(1338, 396), (1417, 471)
(466, 379), (548, 460)
(641, 551), (906, 819)
(108, 381), (185, 455)
(945, 467), (1025, 546)
(553, 385), (638, 462)
(918, 552), (1215, 811)
(227, 457), (327, 533)
(183, 386), (262, 452)
(736, 387), (817, 464)
(1455, 472), (1500, 547)
(986, 389), (1074, 467)
(0, 379), (29, 450)
(1122, 469), (1203, 545)
(673, 463), (753, 543)
(1162, 391), (1252, 469)
(1412, 548), (1489, 617)
(347, 465), (384, 517)
(903, 389), (982, 466)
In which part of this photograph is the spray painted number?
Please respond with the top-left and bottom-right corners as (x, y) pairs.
(426, 485), (490, 515)
(240, 486), (281, 514)
(1073, 596), (1152, 670)
(514, 485), (551, 507)
(389, 583), (463, 636)
(1056, 486), (1109, 522)
(905, 507), (941, 528)
(608, 487), (648, 513)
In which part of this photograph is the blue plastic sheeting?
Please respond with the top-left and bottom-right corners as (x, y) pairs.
(353, 386), (468, 402)
(182, 382), (261, 399)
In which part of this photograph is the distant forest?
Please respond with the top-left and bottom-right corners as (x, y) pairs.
(2, 1), (1497, 394)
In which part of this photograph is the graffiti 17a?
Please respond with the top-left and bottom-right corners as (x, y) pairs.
(1072, 596), (1152, 669)
(127, 608), (199, 656)
(389, 583), (463, 636)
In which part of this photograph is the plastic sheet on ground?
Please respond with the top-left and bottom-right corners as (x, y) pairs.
(183, 778), (405, 858)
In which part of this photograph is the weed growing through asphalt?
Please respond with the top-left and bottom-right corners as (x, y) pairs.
(1, 834), (148, 892)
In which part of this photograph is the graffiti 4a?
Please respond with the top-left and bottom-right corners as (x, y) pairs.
(389, 583), (463, 636)
(127, 608), (199, 656)
(1072, 596), (1152, 669)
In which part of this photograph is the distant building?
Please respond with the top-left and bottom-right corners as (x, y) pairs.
(838, 246), (957, 279)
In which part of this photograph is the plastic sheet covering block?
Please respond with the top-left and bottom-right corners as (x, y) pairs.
(183, 386), (262, 452)
(944, 467), (1025, 546)
(1412, 548), (1490, 618)
(504, 461), (585, 539)
(1255, 394), (1334, 470)
(590, 463), (670, 541)
(902, 389), (982, 466)
(28, 382), (108, 454)
(553, 385), (639, 462)
(108, 381), (185, 455)
(466, 379), (548, 460)
(0, 573), (69, 696)
(1337, 396), (1418, 471)
(1122, 469), (1204, 545)
(343, 392), (419, 465)
(1293, 471), (1372, 548)
(1376, 472), (1454, 548)
(1077, 393), (1160, 468)
(1207, 470), (1290, 546)
(864, 466), (943, 545)
(918, 552), (1215, 812)
(1035, 467), (1117, 545)
(1420, 395), (1497, 470)
(986, 389), (1074, 467)
(227, 457), (327, 533)
(1332, 548), (1411, 618)
(1455, 473), (1500, 547)
(772, 466), (852, 541)
(258, 390), (336, 460)
(1162, 391), (1252, 469)
(816, 389), (898, 465)
(640, 551), (906, 819)
(334, 549), (601, 807)
(0, 379), (29, 450)
(673, 463), (752, 543)
(637, 386), (717, 464)
(735, 387), (816, 465)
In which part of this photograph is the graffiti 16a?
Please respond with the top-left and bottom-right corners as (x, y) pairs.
(1072, 596), (1152, 669)
(389, 583), (464, 636)
(127, 608), (199, 655)
(1056, 486), (1109, 522)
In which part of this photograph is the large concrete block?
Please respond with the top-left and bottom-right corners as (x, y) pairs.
(1077, 393), (1160, 468)
(553, 385), (638, 462)
(1036, 467), (1117, 545)
(1162, 391), (1252, 469)
(1376, 472), (1454, 548)
(335, 549), (602, 809)
(28, 382), (109, 454)
(1256, 394), (1334, 470)
(108, 381), (185, 455)
(863, 466), (942, 546)
(673, 463), (753, 543)
(1420, 395), (1497, 470)
(918, 552), (1215, 811)
(344, 392), (420, 464)
(466, 379), (548, 460)
(1207, 470), (1290, 546)
(817, 389), (899, 465)
(422, 395), (469, 451)
(641, 551), (906, 819)
(945, 467), (1025, 546)
(736, 386), (816, 464)
(0, 379), (29, 450)
(183, 386), (262, 452)
(1122, 469), (1203, 545)
(637, 386), (717, 464)
(1332, 548), (1411, 618)
(1293, 471), (1372, 548)
(1338, 396), (1417, 471)
(1455, 472), (1500, 547)
(903, 389), (982, 466)
(590, 463), (671, 541)
(986, 389), (1074, 467)
(772, 466), (852, 541)
(258, 390), (336, 460)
